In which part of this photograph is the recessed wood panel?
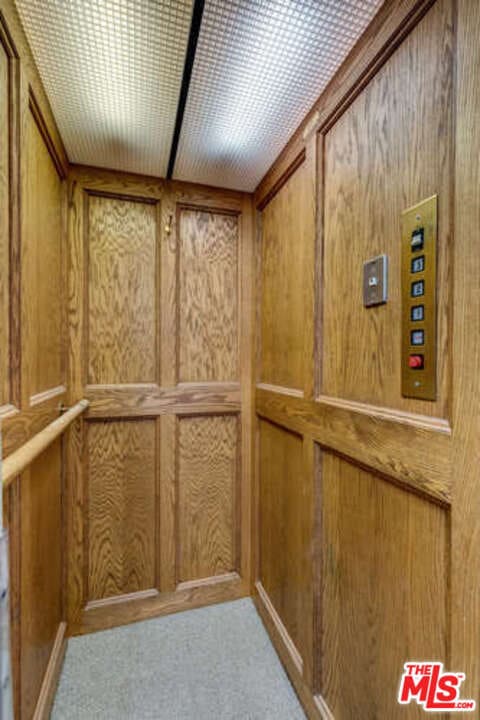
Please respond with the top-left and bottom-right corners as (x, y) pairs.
(179, 209), (238, 383)
(87, 419), (157, 600)
(178, 415), (238, 582)
(259, 418), (309, 662)
(321, 452), (448, 719)
(20, 441), (62, 720)
(25, 110), (63, 397)
(260, 163), (308, 391)
(87, 194), (157, 385)
(0, 44), (10, 407)
(322, 0), (453, 416)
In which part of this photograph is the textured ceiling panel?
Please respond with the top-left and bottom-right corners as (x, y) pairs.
(15, 0), (193, 177)
(175, 0), (383, 191)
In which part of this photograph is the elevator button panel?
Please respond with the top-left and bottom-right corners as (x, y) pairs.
(401, 195), (437, 400)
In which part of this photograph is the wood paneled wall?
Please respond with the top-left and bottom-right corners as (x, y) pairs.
(0, 2), (69, 719)
(253, 0), (480, 718)
(3, 1), (480, 719)
(0, 2), (254, 715)
(65, 166), (253, 635)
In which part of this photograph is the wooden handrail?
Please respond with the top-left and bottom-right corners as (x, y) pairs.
(2, 399), (89, 489)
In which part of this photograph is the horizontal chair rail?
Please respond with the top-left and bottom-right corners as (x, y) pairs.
(2, 399), (89, 488)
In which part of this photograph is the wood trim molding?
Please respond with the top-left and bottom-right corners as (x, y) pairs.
(256, 386), (451, 505)
(85, 588), (160, 612)
(69, 574), (248, 637)
(256, 149), (305, 211)
(254, 0), (436, 206)
(317, 394), (451, 435)
(29, 385), (66, 407)
(254, 582), (323, 720)
(0, 403), (18, 420)
(0, 10), (19, 60)
(85, 187), (159, 205)
(85, 382), (241, 418)
(69, 164), (247, 213)
(256, 383), (304, 399)
(28, 87), (68, 180)
(32, 622), (67, 720)
(314, 694), (335, 720)
(255, 581), (303, 675)
(0, 10), (21, 416)
(176, 571), (240, 593)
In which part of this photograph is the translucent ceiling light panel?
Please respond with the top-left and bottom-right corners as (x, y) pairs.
(175, 0), (383, 191)
(15, 0), (193, 177)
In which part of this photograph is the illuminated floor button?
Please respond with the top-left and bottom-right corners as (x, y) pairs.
(411, 329), (424, 345)
(409, 354), (424, 369)
(411, 305), (424, 321)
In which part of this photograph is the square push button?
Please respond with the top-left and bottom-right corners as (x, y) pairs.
(411, 280), (424, 297)
(411, 329), (424, 346)
(411, 255), (425, 273)
(411, 228), (424, 252)
(411, 305), (424, 321)
(409, 354), (424, 369)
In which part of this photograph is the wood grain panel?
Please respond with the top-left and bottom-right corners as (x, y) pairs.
(178, 415), (238, 583)
(321, 452), (448, 719)
(179, 209), (238, 383)
(256, 387), (451, 504)
(0, 43), (10, 407)
(66, 165), (252, 634)
(20, 441), (62, 720)
(259, 418), (310, 665)
(87, 419), (157, 600)
(24, 108), (63, 399)
(87, 194), (157, 385)
(85, 382), (241, 419)
(261, 162), (308, 391)
(322, 0), (453, 417)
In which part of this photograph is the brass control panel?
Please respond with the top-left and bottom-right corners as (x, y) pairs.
(401, 195), (437, 400)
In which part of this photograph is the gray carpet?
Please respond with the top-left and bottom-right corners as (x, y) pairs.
(52, 598), (306, 720)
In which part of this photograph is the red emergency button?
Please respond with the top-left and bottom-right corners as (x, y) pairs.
(409, 354), (424, 369)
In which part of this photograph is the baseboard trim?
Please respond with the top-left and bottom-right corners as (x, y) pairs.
(32, 621), (67, 720)
(85, 588), (159, 611)
(314, 693), (335, 720)
(254, 582), (333, 720)
(255, 581), (303, 675)
(69, 576), (248, 636)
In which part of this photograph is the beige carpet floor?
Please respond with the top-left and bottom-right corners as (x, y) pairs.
(52, 598), (306, 720)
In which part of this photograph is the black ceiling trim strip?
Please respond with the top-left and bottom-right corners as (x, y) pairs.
(166, 0), (205, 179)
